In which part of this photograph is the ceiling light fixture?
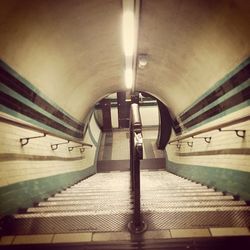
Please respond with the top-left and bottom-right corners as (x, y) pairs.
(122, 0), (136, 89)
(122, 10), (135, 57)
(138, 54), (148, 69)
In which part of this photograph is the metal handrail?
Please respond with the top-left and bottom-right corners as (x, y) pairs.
(68, 143), (92, 151)
(128, 103), (147, 234)
(0, 115), (91, 147)
(20, 133), (46, 146)
(169, 115), (249, 144)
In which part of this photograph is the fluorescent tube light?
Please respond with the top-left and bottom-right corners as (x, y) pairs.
(122, 10), (135, 57)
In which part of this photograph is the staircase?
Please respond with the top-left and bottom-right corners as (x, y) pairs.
(6, 170), (250, 236)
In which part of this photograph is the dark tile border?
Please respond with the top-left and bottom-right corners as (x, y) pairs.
(0, 153), (83, 162)
(173, 58), (250, 134)
(0, 60), (84, 138)
(0, 92), (83, 138)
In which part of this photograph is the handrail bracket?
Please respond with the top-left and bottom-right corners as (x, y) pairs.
(51, 140), (70, 150)
(68, 143), (92, 152)
(218, 128), (246, 138)
(192, 136), (212, 143)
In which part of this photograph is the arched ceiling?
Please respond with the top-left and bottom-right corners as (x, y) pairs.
(136, 0), (250, 115)
(0, 0), (249, 122)
(0, 0), (125, 121)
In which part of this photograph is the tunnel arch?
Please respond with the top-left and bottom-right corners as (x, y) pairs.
(0, 0), (249, 126)
(0, 0), (249, 223)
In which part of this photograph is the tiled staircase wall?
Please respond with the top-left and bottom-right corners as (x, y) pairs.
(166, 106), (250, 201)
(0, 113), (101, 215)
(166, 58), (250, 200)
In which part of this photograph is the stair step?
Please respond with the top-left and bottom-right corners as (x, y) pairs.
(37, 199), (245, 207)
(38, 200), (132, 206)
(142, 192), (224, 197)
(27, 202), (248, 213)
(15, 210), (132, 218)
(27, 205), (133, 213)
(142, 206), (250, 212)
(142, 195), (235, 201)
(55, 193), (131, 198)
(47, 194), (234, 202)
(142, 200), (247, 207)
(47, 197), (131, 201)
(10, 210), (250, 234)
(25, 206), (250, 214)
(37, 199), (246, 207)
(73, 182), (203, 187)
(54, 192), (222, 198)
(14, 206), (250, 218)
(63, 187), (213, 194)
(141, 186), (210, 190)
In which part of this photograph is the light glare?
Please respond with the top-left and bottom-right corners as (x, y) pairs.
(125, 68), (133, 89)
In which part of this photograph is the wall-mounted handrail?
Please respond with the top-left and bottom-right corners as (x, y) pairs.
(169, 141), (193, 148)
(192, 136), (212, 143)
(20, 133), (46, 146)
(68, 143), (92, 152)
(0, 115), (87, 146)
(168, 115), (249, 144)
(128, 103), (147, 234)
(169, 141), (193, 145)
(218, 128), (246, 138)
(51, 140), (70, 150)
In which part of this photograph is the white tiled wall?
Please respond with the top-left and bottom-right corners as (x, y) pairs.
(167, 107), (250, 172)
(0, 113), (100, 187)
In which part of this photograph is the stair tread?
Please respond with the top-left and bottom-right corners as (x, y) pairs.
(14, 206), (250, 218)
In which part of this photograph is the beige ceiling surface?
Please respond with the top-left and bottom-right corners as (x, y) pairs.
(136, 0), (250, 115)
(0, 0), (249, 122)
(0, 0), (124, 121)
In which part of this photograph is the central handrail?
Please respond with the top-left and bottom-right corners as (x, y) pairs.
(128, 103), (147, 234)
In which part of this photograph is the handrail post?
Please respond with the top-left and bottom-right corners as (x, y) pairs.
(128, 103), (147, 234)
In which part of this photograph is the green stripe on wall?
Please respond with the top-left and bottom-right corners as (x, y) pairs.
(167, 160), (250, 201)
(0, 83), (80, 133)
(0, 105), (78, 140)
(182, 79), (250, 124)
(179, 57), (250, 116)
(185, 99), (250, 132)
(0, 60), (83, 126)
(0, 167), (95, 216)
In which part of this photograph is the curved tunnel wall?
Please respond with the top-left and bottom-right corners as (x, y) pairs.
(0, 72), (101, 216)
(0, 0), (249, 214)
(166, 58), (250, 200)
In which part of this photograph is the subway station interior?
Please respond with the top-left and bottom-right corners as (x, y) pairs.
(0, 0), (249, 249)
